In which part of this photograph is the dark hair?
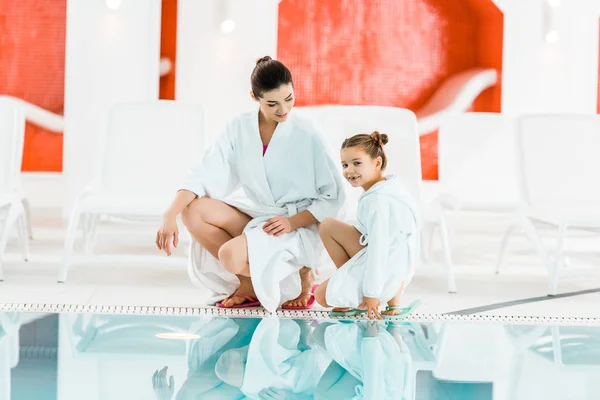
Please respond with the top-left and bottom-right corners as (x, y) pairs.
(341, 131), (389, 170)
(251, 56), (293, 98)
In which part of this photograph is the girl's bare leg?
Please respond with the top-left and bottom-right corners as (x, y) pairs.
(381, 282), (406, 316)
(182, 197), (255, 307)
(317, 218), (365, 312)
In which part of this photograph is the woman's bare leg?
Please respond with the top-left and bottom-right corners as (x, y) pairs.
(182, 197), (255, 307)
(317, 218), (365, 312)
(282, 267), (315, 308)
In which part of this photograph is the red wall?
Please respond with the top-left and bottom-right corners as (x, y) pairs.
(0, 1), (66, 172)
(160, 0), (178, 100)
(278, 0), (504, 179)
(1, 0), (178, 173)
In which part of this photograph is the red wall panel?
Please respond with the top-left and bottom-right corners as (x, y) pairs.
(160, 0), (178, 100)
(0, 1), (66, 172)
(278, 0), (504, 179)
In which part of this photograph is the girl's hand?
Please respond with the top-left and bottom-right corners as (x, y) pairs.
(263, 216), (293, 236)
(359, 296), (382, 320)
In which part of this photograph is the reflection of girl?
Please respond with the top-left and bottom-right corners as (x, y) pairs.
(313, 321), (412, 400)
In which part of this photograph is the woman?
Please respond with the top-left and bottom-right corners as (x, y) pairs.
(156, 56), (345, 312)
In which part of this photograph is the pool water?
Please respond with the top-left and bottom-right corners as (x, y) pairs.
(1, 312), (599, 399)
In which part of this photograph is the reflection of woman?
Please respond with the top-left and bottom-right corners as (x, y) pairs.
(313, 321), (412, 400)
(156, 56), (345, 312)
(153, 317), (259, 399)
(232, 318), (331, 398)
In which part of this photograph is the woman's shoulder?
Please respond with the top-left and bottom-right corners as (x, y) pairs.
(289, 112), (324, 138)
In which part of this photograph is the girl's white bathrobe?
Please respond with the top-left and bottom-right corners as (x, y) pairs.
(315, 322), (412, 400)
(325, 176), (420, 308)
(181, 110), (345, 312)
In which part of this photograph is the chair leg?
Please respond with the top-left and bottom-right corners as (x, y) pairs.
(0, 204), (22, 282)
(522, 218), (551, 268)
(16, 214), (30, 262)
(438, 216), (457, 294)
(548, 223), (567, 296)
(21, 198), (33, 240)
(496, 222), (518, 274)
(84, 214), (100, 255)
(58, 204), (83, 283)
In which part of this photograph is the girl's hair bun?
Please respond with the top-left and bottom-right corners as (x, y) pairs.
(370, 131), (389, 146)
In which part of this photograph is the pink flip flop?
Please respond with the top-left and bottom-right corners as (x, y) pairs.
(216, 294), (261, 309)
(282, 284), (318, 310)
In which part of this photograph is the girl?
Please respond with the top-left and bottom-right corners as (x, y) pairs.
(314, 131), (421, 320)
(156, 56), (345, 312)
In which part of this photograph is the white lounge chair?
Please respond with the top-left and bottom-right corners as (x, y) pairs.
(0, 97), (31, 280)
(416, 68), (499, 135)
(496, 114), (600, 294)
(59, 100), (205, 282)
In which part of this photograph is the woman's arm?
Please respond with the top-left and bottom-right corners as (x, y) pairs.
(164, 190), (198, 218)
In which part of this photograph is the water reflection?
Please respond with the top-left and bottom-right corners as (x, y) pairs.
(2, 312), (600, 399)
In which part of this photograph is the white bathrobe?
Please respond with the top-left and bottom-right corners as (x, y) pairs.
(181, 110), (345, 312)
(326, 176), (420, 308)
(315, 322), (412, 400)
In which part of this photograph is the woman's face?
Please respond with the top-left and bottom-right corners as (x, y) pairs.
(253, 83), (295, 123)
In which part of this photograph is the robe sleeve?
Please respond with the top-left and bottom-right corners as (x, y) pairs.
(362, 203), (391, 299)
(306, 134), (346, 222)
(179, 122), (240, 199)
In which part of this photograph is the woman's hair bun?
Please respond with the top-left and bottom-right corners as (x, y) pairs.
(256, 56), (272, 66)
(370, 131), (389, 146)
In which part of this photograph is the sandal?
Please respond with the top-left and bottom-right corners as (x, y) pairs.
(282, 284), (318, 310)
(381, 299), (421, 320)
(216, 294), (261, 309)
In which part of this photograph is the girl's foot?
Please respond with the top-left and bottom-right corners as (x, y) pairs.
(331, 307), (351, 313)
(282, 267), (315, 308)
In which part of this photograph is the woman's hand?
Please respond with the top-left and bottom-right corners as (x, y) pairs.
(263, 216), (293, 237)
(359, 296), (382, 320)
(156, 213), (179, 256)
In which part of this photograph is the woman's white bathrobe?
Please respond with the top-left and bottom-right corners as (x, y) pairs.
(181, 110), (345, 312)
(326, 176), (420, 308)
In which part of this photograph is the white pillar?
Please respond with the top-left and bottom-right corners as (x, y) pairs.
(62, 0), (162, 216)
(501, 0), (600, 115)
(176, 0), (279, 143)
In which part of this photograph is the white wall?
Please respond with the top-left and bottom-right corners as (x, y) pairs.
(62, 0), (162, 216)
(502, 0), (600, 115)
(176, 0), (279, 143)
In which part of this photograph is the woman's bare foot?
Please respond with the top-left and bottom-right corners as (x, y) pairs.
(221, 276), (258, 307)
(282, 267), (315, 308)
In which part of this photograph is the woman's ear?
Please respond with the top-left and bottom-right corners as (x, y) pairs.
(250, 90), (258, 102)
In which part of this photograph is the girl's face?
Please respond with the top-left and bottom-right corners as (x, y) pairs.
(252, 83), (295, 123)
(340, 146), (383, 189)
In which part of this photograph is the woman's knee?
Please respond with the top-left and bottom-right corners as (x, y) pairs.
(181, 197), (209, 232)
(218, 237), (247, 275)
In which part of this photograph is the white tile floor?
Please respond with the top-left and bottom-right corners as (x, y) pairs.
(2, 207), (600, 318)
